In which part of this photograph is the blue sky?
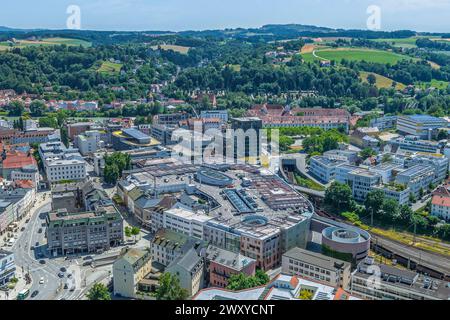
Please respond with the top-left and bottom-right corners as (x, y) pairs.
(1, 0), (450, 32)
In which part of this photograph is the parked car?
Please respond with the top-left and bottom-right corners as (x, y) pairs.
(39, 277), (44, 284)
(37, 228), (42, 234)
(58, 272), (65, 278)
(31, 290), (39, 298)
(39, 259), (46, 264)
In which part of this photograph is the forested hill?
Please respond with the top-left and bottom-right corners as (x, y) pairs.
(0, 24), (420, 45)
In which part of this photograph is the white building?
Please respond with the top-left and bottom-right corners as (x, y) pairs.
(431, 187), (450, 221)
(347, 169), (382, 201)
(309, 156), (347, 184)
(163, 208), (213, 240)
(39, 141), (87, 183)
(395, 165), (435, 198)
(77, 131), (102, 156)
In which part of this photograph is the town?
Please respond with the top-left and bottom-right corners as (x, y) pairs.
(1, 12), (450, 303)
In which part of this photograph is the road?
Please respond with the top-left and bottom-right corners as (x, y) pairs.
(12, 201), (84, 300)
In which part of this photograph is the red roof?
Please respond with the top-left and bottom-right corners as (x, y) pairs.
(2, 151), (36, 169)
(14, 180), (34, 189)
(432, 195), (450, 208)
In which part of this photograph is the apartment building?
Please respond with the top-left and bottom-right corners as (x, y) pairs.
(206, 245), (256, 288)
(166, 248), (204, 297)
(282, 247), (351, 289)
(113, 248), (152, 298)
(46, 205), (124, 256)
(431, 186), (450, 221)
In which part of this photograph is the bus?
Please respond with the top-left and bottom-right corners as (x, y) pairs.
(17, 289), (30, 300)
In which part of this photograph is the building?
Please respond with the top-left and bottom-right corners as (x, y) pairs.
(347, 168), (382, 201)
(431, 185), (450, 221)
(151, 229), (207, 267)
(200, 110), (229, 123)
(395, 165), (435, 198)
(206, 245), (256, 288)
(76, 131), (102, 156)
(397, 115), (447, 140)
(150, 124), (177, 146)
(350, 257), (450, 300)
(321, 226), (371, 264)
(46, 205), (124, 256)
(67, 122), (95, 140)
(162, 207), (213, 240)
(112, 128), (159, 151)
(334, 164), (359, 184)
(166, 247), (204, 297)
(194, 273), (360, 300)
(370, 116), (397, 130)
(0, 249), (15, 286)
(231, 117), (263, 163)
(113, 247), (152, 298)
(323, 149), (359, 164)
(389, 135), (443, 154)
(9, 128), (57, 145)
(309, 156), (347, 184)
(374, 185), (411, 206)
(405, 153), (449, 185)
(39, 141), (87, 183)
(282, 247), (351, 289)
(350, 127), (380, 148)
(0, 149), (39, 187)
(247, 105), (350, 132)
(153, 113), (189, 126)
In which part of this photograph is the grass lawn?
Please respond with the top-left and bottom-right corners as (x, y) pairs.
(415, 79), (449, 90)
(98, 61), (123, 74)
(310, 48), (410, 64)
(294, 172), (325, 191)
(0, 37), (91, 49)
(150, 44), (190, 54)
(359, 71), (406, 90)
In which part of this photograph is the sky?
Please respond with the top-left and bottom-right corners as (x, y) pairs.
(1, 0), (450, 33)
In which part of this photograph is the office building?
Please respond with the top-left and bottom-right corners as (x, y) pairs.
(397, 115), (447, 140)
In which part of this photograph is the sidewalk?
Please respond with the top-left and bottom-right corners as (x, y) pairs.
(0, 269), (32, 300)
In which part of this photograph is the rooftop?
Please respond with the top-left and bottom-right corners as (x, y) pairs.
(283, 247), (350, 271)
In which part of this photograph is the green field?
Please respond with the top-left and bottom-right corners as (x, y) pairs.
(360, 71), (406, 90)
(98, 61), (123, 74)
(303, 48), (410, 65)
(415, 79), (450, 90)
(0, 37), (91, 50)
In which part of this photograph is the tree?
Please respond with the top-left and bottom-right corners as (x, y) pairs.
(299, 289), (314, 300)
(367, 73), (377, 86)
(359, 148), (376, 160)
(381, 198), (400, 222)
(437, 129), (448, 141)
(8, 101), (24, 116)
(156, 273), (189, 300)
(131, 226), (140, 242)
(86, 283), (111, 300)
(30, 100), (47, 117)
(381, 154), (393, 163)
(124, 226), (132, 238)
(365, 190), (385, 217)
(227, 270), (270, 291)
(324, 182), (354, 213)
(61, 126), (69, 147)
(398, 205), (413, 223)
(104, 163), (120, 185)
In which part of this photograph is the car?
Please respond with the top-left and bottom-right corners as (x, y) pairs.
(58, 272), (65, 278)
(39, 277), (44, 284)
(21, 227), (25, 231)
(31, 290), (39, 298)
(35, 242), (39, 247)
(25, 219), (30, 223)
(30, 246), (35, 251)
(37, 228), (42, 234)
(63, 283), (68, 289)
(70, 286), (75, 292)
(67, 273), (73, 278)
(39, 260), (46, 264)
(83, 256), (93, 261)
(60, 267), (67, 273)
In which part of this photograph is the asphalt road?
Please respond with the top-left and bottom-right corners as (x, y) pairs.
(12, 202), (83, 300)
